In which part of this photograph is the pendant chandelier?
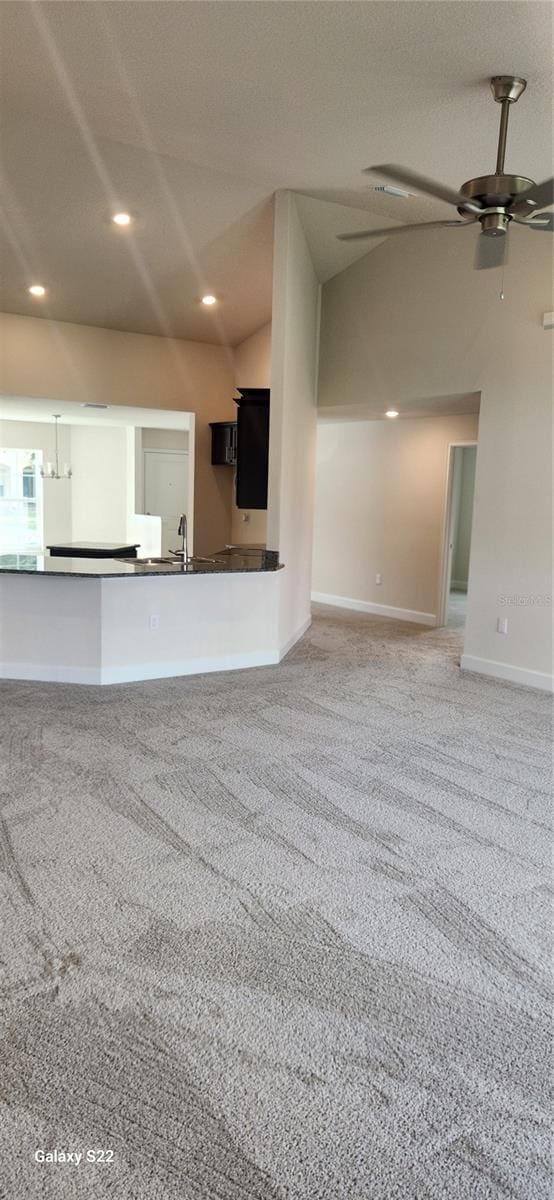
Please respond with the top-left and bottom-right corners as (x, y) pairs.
(40, 414), (72, 480)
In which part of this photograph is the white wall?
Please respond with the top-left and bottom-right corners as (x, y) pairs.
(312, 413), (479, 622)
(318, 225), (553, 688)
(268, 193), (320, 651)
(231, 321), (272, 546)
(0, 418), (72, 548)
(71, 425), (129, 543)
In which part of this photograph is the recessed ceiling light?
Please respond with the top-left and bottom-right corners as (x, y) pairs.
(201, 294), (217, 306)
(385, 409), (399, 418)
(112, 212), (131, 226)
(28, 284), (46, 297)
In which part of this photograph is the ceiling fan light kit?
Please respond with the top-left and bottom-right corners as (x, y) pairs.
(338, 75), (553, 270)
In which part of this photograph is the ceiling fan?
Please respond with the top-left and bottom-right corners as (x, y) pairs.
(338, 76), (553, 269)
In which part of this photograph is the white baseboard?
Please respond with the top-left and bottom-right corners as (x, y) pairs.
(311, 592), (436, 627)
(101, 648), (282, 684)
(0, 648), (282, 686)
(461, 653), (553, 693)
(279, 615), (312, 660)
(0, 662), (103, 684)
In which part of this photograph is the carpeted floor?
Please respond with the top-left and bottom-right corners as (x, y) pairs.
(1, 605), (552, 1199)
(447, 590), (467, 629)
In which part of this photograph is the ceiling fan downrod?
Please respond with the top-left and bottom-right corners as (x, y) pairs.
(491, 75), (527, 176)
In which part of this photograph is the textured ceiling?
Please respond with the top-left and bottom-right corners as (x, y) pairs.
(0, 1), (552, 343)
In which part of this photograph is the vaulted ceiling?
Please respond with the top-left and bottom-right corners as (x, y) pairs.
(1, 1), (551, 344)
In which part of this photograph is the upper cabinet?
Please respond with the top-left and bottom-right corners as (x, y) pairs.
(235, 389), (270, 510)
(209, 421), (237, 466)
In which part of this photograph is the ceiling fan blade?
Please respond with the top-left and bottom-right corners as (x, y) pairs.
(513, 212), (554, 232)
(474, 233), (508, 270)
(366, 164), (483, 214)
(337, 220), (472, 243)
(511, 177), (554, 215)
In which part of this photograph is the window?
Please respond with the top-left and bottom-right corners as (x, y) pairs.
(0, 449), (44, 550)
(22, 466), (36, 498)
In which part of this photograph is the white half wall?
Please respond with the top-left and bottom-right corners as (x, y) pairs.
(312, 413), (479, 622)
(0, 571), (282, 684)
(268, 193), (320, 653)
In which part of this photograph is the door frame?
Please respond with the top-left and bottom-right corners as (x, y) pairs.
(437, 440), (478, 628)
(143, 447), (194, 554)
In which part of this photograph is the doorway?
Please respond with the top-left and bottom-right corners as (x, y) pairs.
(144, 449), (189, 556)
(439, 443), (477, 629)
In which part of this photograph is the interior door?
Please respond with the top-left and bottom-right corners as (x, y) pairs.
(144, 450), (188, 556)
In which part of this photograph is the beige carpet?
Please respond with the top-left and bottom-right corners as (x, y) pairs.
(1, 605), (552, 1199)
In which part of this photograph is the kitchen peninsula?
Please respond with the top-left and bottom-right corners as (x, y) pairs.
(0, 549), (283, 684)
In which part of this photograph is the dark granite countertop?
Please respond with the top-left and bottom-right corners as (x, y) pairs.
(0, 550), (282, 578)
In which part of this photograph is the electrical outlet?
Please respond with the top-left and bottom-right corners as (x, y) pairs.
(496, 617), (508, 635)
(376, 573), (383, 586)
(149, 614), (160, 632)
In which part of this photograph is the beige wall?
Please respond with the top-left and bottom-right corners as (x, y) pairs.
(269, 193), (320, 649)
(231, 321), (271, 546)
(0, 313), (236, 555)
(234, 322), (272, 389)
(312, 413), (479, 620)
(318, 226), (553, 687)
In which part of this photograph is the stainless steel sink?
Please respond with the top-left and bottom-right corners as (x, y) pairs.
(120, 556), (177, 565)
(119, 555), (226, 566)
(168, 553), (226, 565)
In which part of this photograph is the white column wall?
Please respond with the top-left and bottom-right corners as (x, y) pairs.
(268, 192), (320, 655)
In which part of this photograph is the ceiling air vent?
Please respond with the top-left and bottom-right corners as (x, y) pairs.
(368, 185), (414, 198)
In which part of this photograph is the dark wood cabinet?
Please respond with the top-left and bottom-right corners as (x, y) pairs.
(209, 421), (237, 466)
(235, 389), (270, 510)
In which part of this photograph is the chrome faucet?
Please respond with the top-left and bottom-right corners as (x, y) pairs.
(172, 513), (188, 562)
(171, 514), (225, 566)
